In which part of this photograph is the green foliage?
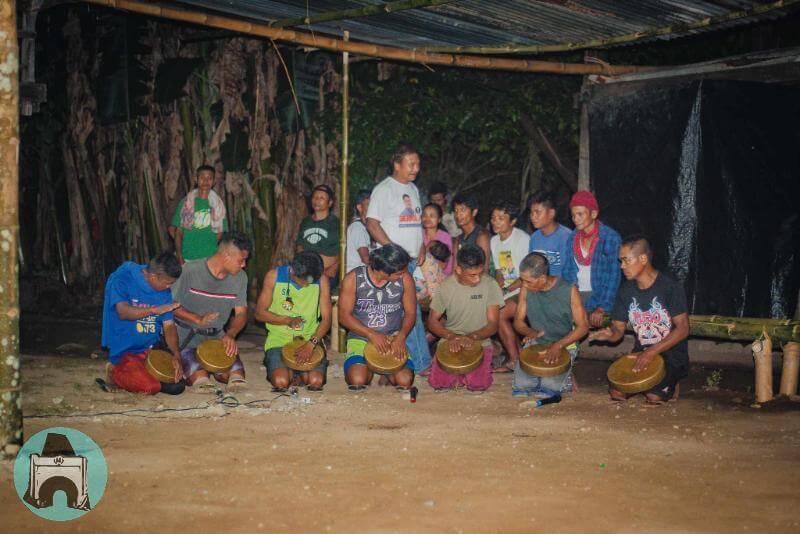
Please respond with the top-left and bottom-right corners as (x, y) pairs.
(705, 369), (723, 390)
(321, 64), (581, 214)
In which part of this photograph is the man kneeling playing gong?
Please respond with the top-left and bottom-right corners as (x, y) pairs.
(101, 252), (185, 395)
(339, 243), (416, 391)
(255, 251), (332, 392)
(589, 235), (689, 404)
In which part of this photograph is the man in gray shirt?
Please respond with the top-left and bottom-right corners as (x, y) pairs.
(173, 232), (250, 390)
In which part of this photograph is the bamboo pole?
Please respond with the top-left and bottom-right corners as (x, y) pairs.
(752, 331), (774, 404)
(271, 0), (456, 28)
(80, 0), (642, 76)
(0, 0), (21, 458)
(779, 342), (799, 396)
(426, 0), (800, 55)
(336, 31), (350, 354)
(602, 314), (800, 343)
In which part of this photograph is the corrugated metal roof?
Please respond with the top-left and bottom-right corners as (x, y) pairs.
(172, 1), (797, 51)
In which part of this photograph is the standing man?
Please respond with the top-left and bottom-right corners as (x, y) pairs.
(171, 165), (227, 264)
(562, 191), (622, 328)
(172, 232), (251, 391)
(345, 188), (373, 273)
(365, 143), (431, 373)
(589, 235), (689, 404)
(452, 192), (491, 272)
(527, 191), (571, 278)
(296, 184), (340, 288)
(101, 253), (185, 395)
(429, 181), (461, 237)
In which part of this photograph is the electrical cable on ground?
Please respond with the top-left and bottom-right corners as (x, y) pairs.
(24, 390), (293, 420)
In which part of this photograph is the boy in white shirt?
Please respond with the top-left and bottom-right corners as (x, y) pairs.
(489, 201), (529, 372)
(345, 189), (374, 273)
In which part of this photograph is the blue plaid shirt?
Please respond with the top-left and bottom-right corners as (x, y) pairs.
(562, 222), (622, 312)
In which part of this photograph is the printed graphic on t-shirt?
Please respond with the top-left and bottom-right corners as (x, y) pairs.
(534, 249), (561, 268)
(355, 298), (402, 328)
(498, 250), (518, 285)
(628, 297), (672, 346)
(193, 209), (211, 229)
(303, 227), (329, 245)
(131, 299), (157, 334)
(398, 195), (421, 228)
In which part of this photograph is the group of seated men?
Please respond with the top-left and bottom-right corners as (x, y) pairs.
(102, 143), (689, 404)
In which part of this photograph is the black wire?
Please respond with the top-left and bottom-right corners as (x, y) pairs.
(24, 392), (292, 420)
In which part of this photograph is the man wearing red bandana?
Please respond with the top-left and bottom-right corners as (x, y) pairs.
(562, 191), (622, 328)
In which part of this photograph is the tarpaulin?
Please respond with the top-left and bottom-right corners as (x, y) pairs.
(589, 80), (800, 318)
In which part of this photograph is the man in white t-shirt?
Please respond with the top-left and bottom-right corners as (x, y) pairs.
(489, 201), (529, 372)
(345, 189), (374, 273)
(365, 144), (431, 373)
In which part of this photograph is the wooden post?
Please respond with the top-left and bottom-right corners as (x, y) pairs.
(752, 332), (774, 404)
(0, 0), (22, 458)
(779, 342), (799, 396)
(337, 31), (350, 354)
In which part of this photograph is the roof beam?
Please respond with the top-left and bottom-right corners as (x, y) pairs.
(271, 0), (457, 29)
(425, 0), (800, 55)
(80, 0), (645, 75)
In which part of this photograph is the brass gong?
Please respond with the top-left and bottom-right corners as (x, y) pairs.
(607, 353), (666, 394)
(196, 339), (236, 374)
(519, 343), (571, 378)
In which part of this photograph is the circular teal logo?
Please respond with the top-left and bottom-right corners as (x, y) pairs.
(13, 427), (107, 521)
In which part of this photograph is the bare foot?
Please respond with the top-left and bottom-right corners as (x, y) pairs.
(227, 379), (247, 393)
(609, 388), (628, 402)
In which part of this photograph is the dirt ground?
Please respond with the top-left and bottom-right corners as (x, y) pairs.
(2, 320), (800, 533)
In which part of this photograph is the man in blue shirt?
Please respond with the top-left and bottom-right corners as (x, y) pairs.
(527, 191), (571, 278)
(101, 253), (185, 395)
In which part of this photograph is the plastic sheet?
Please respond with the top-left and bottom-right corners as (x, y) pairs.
(589, 80), (800, 318)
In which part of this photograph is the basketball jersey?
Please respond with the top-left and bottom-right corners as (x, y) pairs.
(349, 265), (404, 340)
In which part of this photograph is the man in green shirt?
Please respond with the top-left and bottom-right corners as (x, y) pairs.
(255, 251), (332, 392)
(171, 165), (228, 263)
(296, 184), (340, 287)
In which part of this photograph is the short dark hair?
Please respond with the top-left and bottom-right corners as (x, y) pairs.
(291, 251), (324, 280)
(456, 244), (485, 269)
(519, 252), (549, 277)
(147, 252), (182, 279)
(370, 243), (411, 275)
(423, 202), (443, 220)
(391, 143), (419, 167)
(354, 188), (371, 205)
(218, 231), (252, 254)
(452, 192), (479, 212)
(622, 234), (653, 261)
(492, 200), (519, 222)
(527, 190), (556, 211)
(196, 164), (215, 175)
(312, 184), (335, 202)
(429, 181), (448, 197)
(427, 240), (451, 263)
